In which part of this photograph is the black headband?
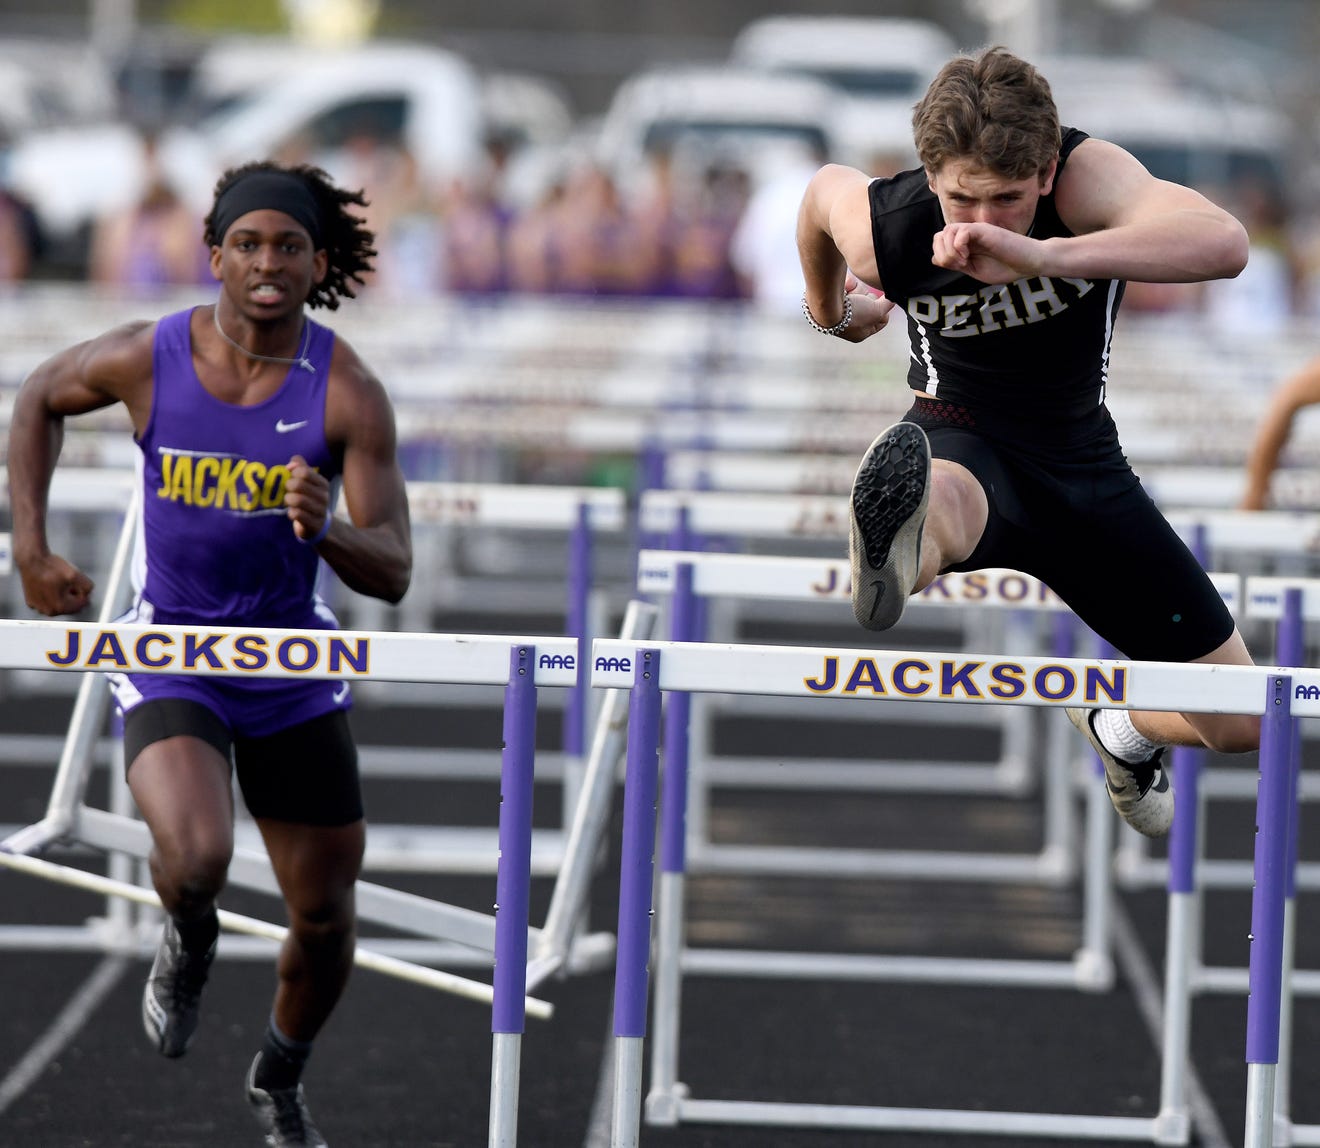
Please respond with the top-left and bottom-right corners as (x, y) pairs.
(212, 171), (323, 247)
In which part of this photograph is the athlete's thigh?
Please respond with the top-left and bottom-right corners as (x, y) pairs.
(233, 710), (364, 828)
(1037, 487), (1233, 662)
(122, 697), (236, 855)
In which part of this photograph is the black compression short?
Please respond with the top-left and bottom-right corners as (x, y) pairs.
(122, 699), (364, 827)
(901, 398), (1235, 662)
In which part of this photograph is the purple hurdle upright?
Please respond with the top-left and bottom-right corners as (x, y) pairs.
(611, 649), (663, 1148)
(1272, 588), (1306, 1137)
(489, 645), (540, 1148)
(646, 565), (696, 1122)
(1244, 667), (1295, 1148)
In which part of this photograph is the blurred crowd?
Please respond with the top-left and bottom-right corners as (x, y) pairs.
(1, 125), (1318, 330)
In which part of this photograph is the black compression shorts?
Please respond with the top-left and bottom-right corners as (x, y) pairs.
(123, 699), (364, 827)
(901, 398), (1235, 662)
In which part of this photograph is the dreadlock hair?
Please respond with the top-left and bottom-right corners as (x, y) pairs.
(203, 160), (377, 310)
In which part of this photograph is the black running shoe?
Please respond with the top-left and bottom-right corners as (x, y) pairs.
(245, 1053), (328, 1147)
(1066, 708), (1174, 837)
(141, 918), (215, 1058)
(848, 421), (931, 631)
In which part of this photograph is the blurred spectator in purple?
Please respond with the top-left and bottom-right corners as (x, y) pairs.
(554, 163), (662, 296)
(88, 132), (208, 290)
(440, 130), (519, 295)
(665, 159), (749, 299)
(506, 176), (566, 294)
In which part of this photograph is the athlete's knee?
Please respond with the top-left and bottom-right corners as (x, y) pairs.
(285, 883), (356, 940)
(151, 828), (232, 900)
(927, 465), (987, 565)
(1195, 713), (1260, 755)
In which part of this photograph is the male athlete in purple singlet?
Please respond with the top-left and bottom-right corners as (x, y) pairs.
(8, 161), (411, 1147)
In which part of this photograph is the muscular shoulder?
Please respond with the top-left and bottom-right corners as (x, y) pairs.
(84, 319), (156, 373)
(51, 319), (156, 400)
(1052, 136), (1159, 235)
(324, 336), (396, 449)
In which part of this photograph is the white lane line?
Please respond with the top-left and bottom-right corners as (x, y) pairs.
(1110, 898), (1230, 1148)
(581, 1011), (615, 1148)
(0, 955), (130, 1114)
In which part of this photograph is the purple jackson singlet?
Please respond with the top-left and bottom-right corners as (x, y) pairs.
(111, 306), (352, 738)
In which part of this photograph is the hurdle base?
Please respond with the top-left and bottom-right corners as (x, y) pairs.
(1152, 1107), (1192, 1145)
(644, 1081), (689, 1126)
(657, 1096), (1163, 1140)
(1, 817), (69, 858)
(1072, 946), (1116, 992)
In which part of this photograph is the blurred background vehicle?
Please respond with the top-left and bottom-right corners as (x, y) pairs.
(6, 41), (487, 275)
(0, 0), (1315, 312)
(727, 15), (957, 172)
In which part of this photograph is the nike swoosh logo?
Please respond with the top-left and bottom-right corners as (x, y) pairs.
(332, 682), (350, 704)
(276, 419), (308, 433)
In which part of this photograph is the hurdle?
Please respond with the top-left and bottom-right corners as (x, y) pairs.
(0, 619), (589, 1147)
(593, 636), (1302, 1147)
(637, 489), (1039, 798)
(0, 510), (655, 987)
(634, 551), (1233, 1002)
(640, 550), (1098, 884)
(0, 470), (631, 880)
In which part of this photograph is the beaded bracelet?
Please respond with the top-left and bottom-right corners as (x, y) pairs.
(801, 293), (853, 336)
(300, 515), (333, 546)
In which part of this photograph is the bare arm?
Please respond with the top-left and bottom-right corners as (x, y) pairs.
(1240, 358), (1320, 510)
(933, 139), (1249, 285)
(7, 323), (152, 615)
(291, 343), (412, 603)
(796, 164), (896, 342)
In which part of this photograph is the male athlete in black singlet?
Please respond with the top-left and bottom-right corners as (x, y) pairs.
(796, 46), (1260, 838)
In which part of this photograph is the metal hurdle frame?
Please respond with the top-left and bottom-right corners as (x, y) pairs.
(1, 472), (629, 879)
(593, 636), (1303, 1148)
(0, 500), (656, 983)
(0, 617), (587, 1148)
(638, 550), (1102, 895)
(1150, 584), (1320, 1146)
(638, 489), (1038, 800)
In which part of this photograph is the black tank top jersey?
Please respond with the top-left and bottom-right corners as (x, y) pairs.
(868, 129), (1124, 437)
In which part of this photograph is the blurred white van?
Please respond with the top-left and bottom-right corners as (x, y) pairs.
(728, 16), (958, 170)
(1041, 56), (1288, 196)
(8, 41), (485, 256)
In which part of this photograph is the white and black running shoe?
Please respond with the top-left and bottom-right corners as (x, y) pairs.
(245, 1053), (328, 1147)
(848, 421), (930, 631)
(1067, 708), (1174, 838)
(142, 918), (215, 1058)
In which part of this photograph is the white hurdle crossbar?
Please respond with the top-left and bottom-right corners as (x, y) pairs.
(637, 491), (1037, 798)
(639, 549), (1235, 883)
(594, 637), (1303, 1147)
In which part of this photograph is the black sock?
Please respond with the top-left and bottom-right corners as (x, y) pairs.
(173, 908), (219, 957)
(253, 1018), (313, 1091)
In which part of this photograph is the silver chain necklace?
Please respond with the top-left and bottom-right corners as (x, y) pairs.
(213, 307), (315, 373)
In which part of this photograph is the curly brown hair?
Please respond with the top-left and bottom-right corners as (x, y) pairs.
(203, 161), (377, 310)
(912, 46), (1061, 181)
